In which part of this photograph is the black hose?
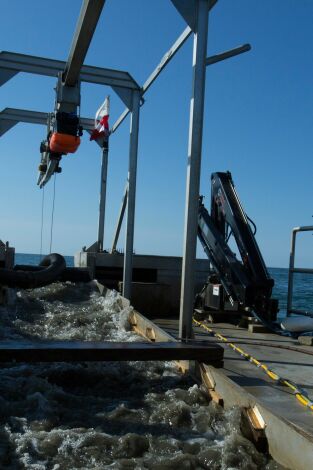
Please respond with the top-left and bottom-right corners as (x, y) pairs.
(246, 214), (257, 235)
(0, 253), (66, 289)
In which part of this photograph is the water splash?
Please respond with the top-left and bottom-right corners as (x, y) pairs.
(0, 282), (285, 469)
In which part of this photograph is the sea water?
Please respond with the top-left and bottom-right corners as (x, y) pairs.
(16, 255), (313, 317)
(0, 255), (293, 469)
(269, 267), (313, 317)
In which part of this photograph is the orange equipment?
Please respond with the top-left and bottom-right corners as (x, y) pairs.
(49, 132), (81, 154)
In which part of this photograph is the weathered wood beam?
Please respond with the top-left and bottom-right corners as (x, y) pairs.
(0, 339), (223, 364)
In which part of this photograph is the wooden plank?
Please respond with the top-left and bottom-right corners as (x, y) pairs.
(129, 311), (176, 342)
(129, 310), (190, 372)
(0, 340), (223, 363)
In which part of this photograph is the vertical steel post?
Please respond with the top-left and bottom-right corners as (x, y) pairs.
(179, 0), (209, 339)
(123, 90), (141, 299)
(111, 184), (128, 253)
(97, 143), (109, 251)
(286, 228), (298, 316)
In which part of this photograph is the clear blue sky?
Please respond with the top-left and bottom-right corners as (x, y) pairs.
(0, 0), (312, 268)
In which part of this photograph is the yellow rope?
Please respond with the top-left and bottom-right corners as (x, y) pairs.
(193, 317), (313, 412)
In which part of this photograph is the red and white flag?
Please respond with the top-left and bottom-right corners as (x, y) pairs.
(90, 95), (110, 142)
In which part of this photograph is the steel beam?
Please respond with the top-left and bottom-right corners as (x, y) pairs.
(0, 108), (49, 125)
(63, 0), (106, 87)
(142, 26), (192, 94)
(111, 183), (128, 253)
(206, 43), (251, 66)
(78, 117), (94, 131)
(0, 107), (94, 134)
(111, 108), (129, 134)
(111, 26), (193, 134)
(111, 40), (250, 134)
(123, 90), (141, 299)
(179, 0), (209, 339)
(0, 52), (139, 90)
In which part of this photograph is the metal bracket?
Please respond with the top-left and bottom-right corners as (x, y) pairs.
(112, 86), (134, 109)
(56, 73), (81, 110)
(0, 68), (17, 87)
(171, 0), (217, 31)
(0, 119), (16, 137)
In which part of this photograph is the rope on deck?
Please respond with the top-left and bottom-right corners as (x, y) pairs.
(193, 317), (313, 412)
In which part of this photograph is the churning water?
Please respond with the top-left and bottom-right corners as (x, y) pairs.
(0, 279), (285, 469)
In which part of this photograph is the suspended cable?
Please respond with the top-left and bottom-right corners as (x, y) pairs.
(49, 174), (56, 253)
(246, 214), (257, 235)
(39, 187), (45, 261)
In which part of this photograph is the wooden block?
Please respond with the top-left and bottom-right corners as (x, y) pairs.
(298, 336), (313, 346)
(209, 389), (224, 406)
(248, 324), (270, 334)
(199, 363), (224, 405)
(241, 407), (268, 453)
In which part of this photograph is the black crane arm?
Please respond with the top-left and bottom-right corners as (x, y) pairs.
(198, 172), (278, 322)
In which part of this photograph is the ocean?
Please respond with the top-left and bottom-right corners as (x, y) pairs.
(15, 254), (313, 317)
(0, 254), (298, 468)
(269, 267), (313, 317)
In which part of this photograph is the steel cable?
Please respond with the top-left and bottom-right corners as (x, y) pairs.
(39, 186), (45, 261)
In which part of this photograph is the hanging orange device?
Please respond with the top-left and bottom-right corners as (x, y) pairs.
(49, 132), (81, 154)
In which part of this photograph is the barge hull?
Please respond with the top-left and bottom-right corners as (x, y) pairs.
(136, 313), (313, 470)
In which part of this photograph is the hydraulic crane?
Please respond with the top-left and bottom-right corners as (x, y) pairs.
(196, 171), (278, 325)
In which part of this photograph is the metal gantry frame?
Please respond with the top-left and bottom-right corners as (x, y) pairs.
(0, 0), (141, 302)
(0, 0), (251, 338)
(287, 226), (313, 317)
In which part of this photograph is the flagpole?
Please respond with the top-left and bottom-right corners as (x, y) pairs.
(97, 139), (108, 252)
(91, 96), (110, 253)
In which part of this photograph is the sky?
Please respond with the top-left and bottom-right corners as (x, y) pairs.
(0, 0), (313, 268)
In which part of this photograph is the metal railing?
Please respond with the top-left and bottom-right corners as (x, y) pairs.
(287, 226), (313, 316)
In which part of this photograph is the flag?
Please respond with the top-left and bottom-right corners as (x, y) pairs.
(90, 95), (110, 143)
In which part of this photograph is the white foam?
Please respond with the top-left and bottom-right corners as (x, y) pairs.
(0, 282), (281, 469)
